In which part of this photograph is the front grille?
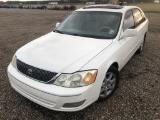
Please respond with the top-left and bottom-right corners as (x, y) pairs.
(16, 59), (58, 83)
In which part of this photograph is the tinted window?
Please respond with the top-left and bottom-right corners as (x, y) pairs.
(133, 9), (144, 27)
(123, 10), (135, 31)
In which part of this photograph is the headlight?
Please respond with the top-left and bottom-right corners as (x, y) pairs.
(11, 54), (17, 69)
(54, 70), (97, 87)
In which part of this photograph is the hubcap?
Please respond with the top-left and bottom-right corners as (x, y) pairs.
(100, 72), (116, 98)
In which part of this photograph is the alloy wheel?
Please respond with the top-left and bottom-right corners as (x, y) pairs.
(100, 72), (117, 98)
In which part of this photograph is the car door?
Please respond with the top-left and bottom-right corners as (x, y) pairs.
(132, 8), (147, 47)
(119, 10), (137, 67)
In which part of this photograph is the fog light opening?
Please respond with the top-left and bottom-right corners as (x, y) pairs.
(63, 100), (86, 108)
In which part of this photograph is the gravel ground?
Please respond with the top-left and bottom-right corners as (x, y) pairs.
(0, 9), (160, 120)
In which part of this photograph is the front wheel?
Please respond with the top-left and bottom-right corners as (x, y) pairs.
(98, 66), (119, 101)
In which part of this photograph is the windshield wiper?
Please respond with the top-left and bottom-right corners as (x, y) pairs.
(54, 30), (110, 39)
(79, 34), (109, 39)
(54, 30), (63, 34)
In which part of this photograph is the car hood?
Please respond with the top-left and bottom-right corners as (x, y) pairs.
(17, 32), (112, 73)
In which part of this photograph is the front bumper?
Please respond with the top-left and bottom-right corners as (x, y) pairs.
(7, 64), (100, 111)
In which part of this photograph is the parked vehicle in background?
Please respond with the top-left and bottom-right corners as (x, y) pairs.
(62, 5), (76, 10)
(36, 5), (47, 9)
(86, 2), (95, 5)
(49, 2), (58, 5)
(8, 5), (149, 112)
(119, 2), (129, 6)
(18, 3), (23, 9)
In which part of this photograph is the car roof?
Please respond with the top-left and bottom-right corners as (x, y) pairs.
(76, 4), (139, 14)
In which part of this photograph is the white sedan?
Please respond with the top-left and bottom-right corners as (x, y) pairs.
(7, 5), (149, 111)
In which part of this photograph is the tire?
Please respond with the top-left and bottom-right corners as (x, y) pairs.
(136, 34), (146, 54)
(98, 66), (119, 102)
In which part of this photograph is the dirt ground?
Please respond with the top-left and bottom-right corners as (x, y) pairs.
(0, 9), (160, 120)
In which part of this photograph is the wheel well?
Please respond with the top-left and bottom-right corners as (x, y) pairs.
(144, 32), (147, 43)
(144, 33), (147, 39)
(110, 62), (119, 69)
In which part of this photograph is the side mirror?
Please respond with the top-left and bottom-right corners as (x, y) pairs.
(120, 29), (137, 39)
(56, 22), (60, 28)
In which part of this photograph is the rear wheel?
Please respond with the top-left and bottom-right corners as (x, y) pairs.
(98, 66), (119, 101)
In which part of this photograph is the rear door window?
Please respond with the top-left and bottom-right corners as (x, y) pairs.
(133, 9), (144, 27)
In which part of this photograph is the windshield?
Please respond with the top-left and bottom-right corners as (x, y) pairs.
(55, 11), (122, 39)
